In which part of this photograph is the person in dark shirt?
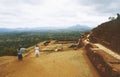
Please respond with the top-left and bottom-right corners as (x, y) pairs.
(17, 48), (23, 60)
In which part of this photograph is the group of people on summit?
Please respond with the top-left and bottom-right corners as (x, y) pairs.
(17, 45), (40, 60)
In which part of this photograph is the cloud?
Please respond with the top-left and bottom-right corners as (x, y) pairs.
(0, 0), (43, 5)
(0, 0), (119, 28)
(75, 0), (120, 14)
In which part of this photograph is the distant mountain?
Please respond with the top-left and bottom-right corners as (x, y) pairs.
(0, 28), (14, 32)
(0, 27), (61, 32)
(67, 24), (92, 31)
(0, 25), (92, 32)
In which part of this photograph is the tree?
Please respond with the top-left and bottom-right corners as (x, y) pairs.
(117, 13), (120, 20)
(108, 17), (115, 21)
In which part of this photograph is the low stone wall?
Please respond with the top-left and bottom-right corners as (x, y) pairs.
(85, 43), (120, 77)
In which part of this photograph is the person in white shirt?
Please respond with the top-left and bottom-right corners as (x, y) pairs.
(35, 45), (40, 57)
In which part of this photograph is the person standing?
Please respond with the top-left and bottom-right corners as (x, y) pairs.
(35, 45), (40, 57)
(17, 48), (23, 60)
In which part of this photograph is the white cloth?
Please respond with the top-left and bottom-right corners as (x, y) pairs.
(35, 47), (40, 55)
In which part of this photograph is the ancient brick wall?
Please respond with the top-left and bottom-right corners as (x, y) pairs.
(85, 43), (120, 77)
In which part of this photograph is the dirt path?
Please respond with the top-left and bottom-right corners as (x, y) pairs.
(95, 44), (120, 60)
(0, 48), (100, 77)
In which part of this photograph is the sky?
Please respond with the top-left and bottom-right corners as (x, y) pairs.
(0, 0), (120, 28)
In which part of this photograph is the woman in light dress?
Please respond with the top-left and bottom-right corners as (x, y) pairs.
(35, 45), (40, 57)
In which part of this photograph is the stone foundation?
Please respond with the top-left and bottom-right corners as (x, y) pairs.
(85, 43), (120, 77)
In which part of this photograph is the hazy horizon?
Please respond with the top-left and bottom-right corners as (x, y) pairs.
(0, 0), (120, 28)
(0, 24), (93, 29)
